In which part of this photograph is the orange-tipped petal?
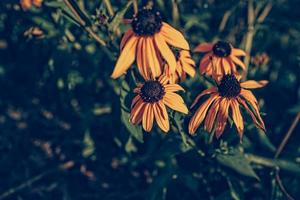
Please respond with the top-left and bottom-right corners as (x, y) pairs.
(160, 22), (190, 50)
(231, 99), (244, 139)
(111, 36), (138, 79)
(204, 97), (220, 132)
(194, 43), (213, 52)
(120, 29), (134, 50)
(215, 98), (230, 138)
(130, 100), (145, 124)
(240, 80), (268, 89)
(230, 55), (246, 70)
(191, 87), (218, 108)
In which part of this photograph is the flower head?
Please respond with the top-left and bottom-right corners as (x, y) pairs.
(164, 49), (196, 83)
(20, 0), (42, 10)
(111, 7), (190, 80)
(194, 41), (246, 79)
(188, 74), (267, 140)
(130, 75), (188, 132)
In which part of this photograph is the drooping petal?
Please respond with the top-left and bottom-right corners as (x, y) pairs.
(230, 55), (246, 70)
(221, 58), (231, 74)
(194, 43), (213, 52)
(136, 38), (148, 79)
(240, 89), (266, 131)
(153, 101), (170, 132)
(154, 33), (177, 74)
(240, 80), (268, 89)
(163, 92), (188, 114)
(120, 29), (134, 50)
(215, 98), (230, 138)
(204, 97), (220, 133)
(164, 84), (185, 92)
(231, 99), (244, 139)
(131, 95), (141, 109)
(232, 48), (246, 56)
(142, 104), (154, 132)
(160, 22), (190, 50)
(191, 87), (218, 108)
(189, 94), (218, 134)
(111, 36), (138, 79)
(238, 97), (266, 132)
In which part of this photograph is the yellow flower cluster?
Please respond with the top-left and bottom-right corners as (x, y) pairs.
(111, 7), (268, 140)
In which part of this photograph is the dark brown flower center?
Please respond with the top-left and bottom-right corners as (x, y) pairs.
(218, 74), (241, 98)
(131, 8), (162, 36)
(213, 41), (232, 57)
(140, 80), (165, 103)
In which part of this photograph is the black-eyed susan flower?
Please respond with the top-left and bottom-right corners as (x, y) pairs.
(20, 0), (42, 10)
(164, 49), (196, 83)
(194, 41), (246, 79)
(188, 74), (267, 140)
(111, 7), (190, 80)
(130, 75), (188, 133)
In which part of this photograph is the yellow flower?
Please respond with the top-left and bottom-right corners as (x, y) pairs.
(111, 7), (190, 80)
(20, 0), (42, 10)
(189, 74), (267, 140)
(164, 50), (196, 83)
(130, 75), (188, 133)
(194, 41), (246, 79)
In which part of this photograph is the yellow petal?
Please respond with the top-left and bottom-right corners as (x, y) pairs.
(145, 37), (162, 78)
(189, 94), (218, 134)
(194, 43), (213, 52)
(221, 58), (231, 74)
(111, 36), (138, 79)
(240, 80), (268, 89)
(160, 22), (190, 50)
(153, 101), (170, 132)
(136, 38), (148, 79)
(154, 33), (177, 74)
(232, 48), (246, 56)
(142, 104), (154, 132)
(163, 92), (188, 114)
(164, 84), (185, 92)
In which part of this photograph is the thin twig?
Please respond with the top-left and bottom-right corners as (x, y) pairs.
(0, 161), (74, 200)
(275, 169), (295, 200)
(218, 10), (232, 32)
(103, 0), (114, 16)
(274, 112), (300, 158)
(63, 0), (106, 46)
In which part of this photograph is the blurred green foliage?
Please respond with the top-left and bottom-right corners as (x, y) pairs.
(0, 0), (299, 199)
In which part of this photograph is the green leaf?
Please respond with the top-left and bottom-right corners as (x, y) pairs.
(82, 129), (95, 158)
(119, 79), (143, 143)
(125, 136), (137, 153)
(216, 148), (260, 180)
(121, 109), (143, 143)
